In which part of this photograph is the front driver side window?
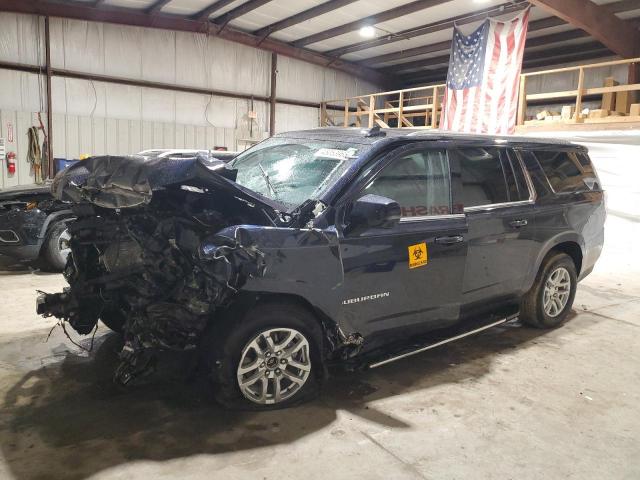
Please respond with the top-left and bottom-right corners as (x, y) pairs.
(363, 149), (451, 218)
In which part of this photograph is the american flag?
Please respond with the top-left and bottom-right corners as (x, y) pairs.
(440, 9), (530, 135)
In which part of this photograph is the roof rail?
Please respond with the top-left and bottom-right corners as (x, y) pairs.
(364, 125), (386, 137)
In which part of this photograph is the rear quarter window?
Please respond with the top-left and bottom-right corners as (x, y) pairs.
(451, 147), (509, 208)
(532, 150), (600, 194)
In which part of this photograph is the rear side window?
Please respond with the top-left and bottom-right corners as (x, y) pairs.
(502, 149), (530, 201)
(451, 147), (509, 208)
(363, 149), (451, 217)
(533, 150), (599, 194)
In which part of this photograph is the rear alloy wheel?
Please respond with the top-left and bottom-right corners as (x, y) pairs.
(542, 267), (571, 318)
(237, 327), (312, 405)
(520, 252), (577, 328)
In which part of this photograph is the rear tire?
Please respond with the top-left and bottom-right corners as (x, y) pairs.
(203, 301), (324, 410)
(520, 252), (577, 328)
(42, 221), (71, 271)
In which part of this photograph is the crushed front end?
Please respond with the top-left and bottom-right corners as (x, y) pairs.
(37, 154), (287, 384)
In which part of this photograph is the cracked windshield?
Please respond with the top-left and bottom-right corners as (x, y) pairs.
(231, 138), (363, 207)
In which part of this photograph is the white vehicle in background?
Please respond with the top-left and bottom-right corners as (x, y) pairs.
(137, 149), (238, 162)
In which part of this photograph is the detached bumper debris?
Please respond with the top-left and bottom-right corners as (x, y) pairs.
(37, 154), (283, 385)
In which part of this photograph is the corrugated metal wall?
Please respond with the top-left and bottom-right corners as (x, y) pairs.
(0, 13), (380, 189)
(0, 101), (265, 189)
(50, 112), (237, 159)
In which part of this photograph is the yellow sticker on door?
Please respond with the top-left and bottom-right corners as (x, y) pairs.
(408, 242), (428, 269)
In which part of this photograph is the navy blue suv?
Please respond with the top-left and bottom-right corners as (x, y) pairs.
(37, 128), (605, 409)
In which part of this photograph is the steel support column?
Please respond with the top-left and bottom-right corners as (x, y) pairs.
(44, 16), (53, 179)
(269, 52), (277, 136)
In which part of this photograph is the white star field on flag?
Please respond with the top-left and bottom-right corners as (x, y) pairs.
(441, 8), (531, 135)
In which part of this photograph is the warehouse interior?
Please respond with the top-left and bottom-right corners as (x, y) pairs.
(0, 0), (639, 479)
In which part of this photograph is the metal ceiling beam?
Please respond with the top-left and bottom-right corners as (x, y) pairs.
(521, 48), (612, 70)
(291, 0), (452, 48)
(212, 0), (274, 28)
(524, 40), (607, 62)
(606, 0), (640, 14)
(323, 0), (638, 59)
(193, 0), (236, 21)
(0, 0), (391, 86)
(380, 10), (639, 72)
(366, 41), (451, 68)
(325, 1), (527, 58)
(146, 0), (173, 15)
(384, 53), (450, 74)
(401, 48), (613, 86)
(399, 41), (609, 85)
(528, 0), (640, 57)
(356, 0), (640, 66)
(379, 29), (591, 73)
(527, 16), (565, 31)
(254, 0), (358, 39)
(525, 29), (589, 48)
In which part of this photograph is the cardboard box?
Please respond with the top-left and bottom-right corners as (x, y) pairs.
(537, 110), (560, 120)
(602, 77), (618, 111)
(630, 103), (640, 117)
(536, 110), (550, 120)
(588, 109), (609, 119)
(561, 105), (574, 120)
(616, 90), (638, 114)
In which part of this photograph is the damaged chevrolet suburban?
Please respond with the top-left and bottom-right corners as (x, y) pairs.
(37, 128), (605, 409)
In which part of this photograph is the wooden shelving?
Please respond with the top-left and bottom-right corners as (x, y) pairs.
(321, 84), (445, 130)
(321, 57), (640, 132)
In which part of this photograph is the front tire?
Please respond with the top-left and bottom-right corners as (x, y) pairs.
(205, 302), (323, 410)
(520, 252), (577, 328)
(42, 221), (71, 271)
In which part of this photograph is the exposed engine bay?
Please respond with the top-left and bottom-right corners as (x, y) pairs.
(37, 153), (324, 385)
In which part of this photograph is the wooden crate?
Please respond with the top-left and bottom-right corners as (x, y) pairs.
(602, 77), (618, 111)
(616, 91), (638, 114)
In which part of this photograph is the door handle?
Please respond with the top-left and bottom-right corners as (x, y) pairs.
(435, 235), (464, 245)
(509, 219), (528, 228)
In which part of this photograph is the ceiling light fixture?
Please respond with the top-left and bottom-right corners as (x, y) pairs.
(359, 26), (376, 38)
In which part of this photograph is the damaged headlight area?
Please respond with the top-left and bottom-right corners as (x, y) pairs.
(37, 155), (284, 386)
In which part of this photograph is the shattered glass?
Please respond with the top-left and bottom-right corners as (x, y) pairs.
(231, 138), (361, 206)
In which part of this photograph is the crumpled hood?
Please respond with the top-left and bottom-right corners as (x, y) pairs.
(51, 154), (282, 212)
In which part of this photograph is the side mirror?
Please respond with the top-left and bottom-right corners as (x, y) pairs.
(345, 194), (401, 236)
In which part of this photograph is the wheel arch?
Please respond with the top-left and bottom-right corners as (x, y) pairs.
(38, 209), (74, 240)
(548, 241), (583, 275)
(526, 234), (584, 292)
(37, 210), (75, 255)
(217, 291), (340, 356)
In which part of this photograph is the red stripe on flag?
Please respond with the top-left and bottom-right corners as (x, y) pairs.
(441, 9), (529, 134)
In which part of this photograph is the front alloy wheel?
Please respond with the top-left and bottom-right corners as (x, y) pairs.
(43, 222), (72, 271)
(237, 327), (311, 405)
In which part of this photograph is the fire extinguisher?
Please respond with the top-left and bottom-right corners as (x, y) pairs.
(6, 151), (16, 175)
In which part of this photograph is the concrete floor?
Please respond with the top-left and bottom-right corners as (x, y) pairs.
(0, 147), (639, 479)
